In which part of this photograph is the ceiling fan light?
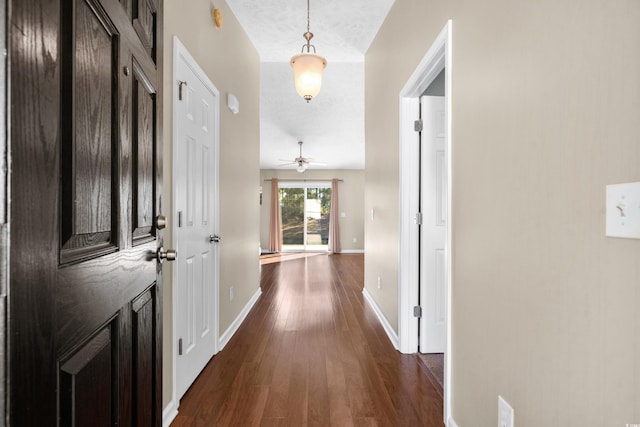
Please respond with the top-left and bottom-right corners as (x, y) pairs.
(297, 162), (307, 173)
(290, 53), (326, 102)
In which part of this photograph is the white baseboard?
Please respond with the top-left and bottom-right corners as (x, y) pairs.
(218, 287), (262, 350)
(362, 288), (399, 350)
(447, 416), (459, 427)
(338, 249), (364, 254)
(162, 399), (179, 427)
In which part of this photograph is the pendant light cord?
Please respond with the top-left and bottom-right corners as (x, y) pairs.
(301, 0), (315, 53)
(307, 0), (310, 34)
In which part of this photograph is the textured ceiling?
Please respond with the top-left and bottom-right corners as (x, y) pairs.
(226, 0), (395, 170)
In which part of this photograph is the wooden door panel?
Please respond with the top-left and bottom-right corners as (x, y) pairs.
(132, 62), (157, 244)
(68, 0), (113, 237)
(61, 0), (119, 264)
(132, 0), (157, 59)
(59, 326), (114, 426)
(132, 287), (157, 425)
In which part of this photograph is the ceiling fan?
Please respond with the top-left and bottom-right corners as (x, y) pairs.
(278, 141), (326, 173)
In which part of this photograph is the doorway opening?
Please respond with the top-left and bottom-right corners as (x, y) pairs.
(416, 88), (447, 396)
(398, 20), (452, 425)
(279, 181), (332, 252)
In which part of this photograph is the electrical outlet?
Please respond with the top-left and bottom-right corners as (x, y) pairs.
(377, 276), (381, 289)
(498, 396), (514, 427)
(229, 287), (234, 302)
(353, 237), (357, 243)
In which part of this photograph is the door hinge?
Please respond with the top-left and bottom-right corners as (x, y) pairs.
(413, 306), (422, 318)
(415, 212), (423, 225)
(178, 80), (188, 101)
(178, 211), (183, 228)
(414, 119), (423, 132)
(178, 338), (183, 355)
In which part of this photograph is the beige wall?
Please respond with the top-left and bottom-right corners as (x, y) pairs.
(366, 0), (640, 426)
(163, 0), (260, 407)
(260, 169), (365, 252)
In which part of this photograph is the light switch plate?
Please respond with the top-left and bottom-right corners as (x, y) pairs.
(606, 182), (640, 239)
(227, 93), (239, 114)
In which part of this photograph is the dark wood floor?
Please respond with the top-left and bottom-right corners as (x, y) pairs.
(171, 253), (444, 426)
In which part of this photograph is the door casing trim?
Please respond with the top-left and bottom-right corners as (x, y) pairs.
(397, 20), (452, 424)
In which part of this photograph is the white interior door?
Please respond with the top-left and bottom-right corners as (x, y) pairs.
(419, 95), (447, 353)
(174, 40), (220, 400)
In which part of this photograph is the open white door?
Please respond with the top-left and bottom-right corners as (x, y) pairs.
(173, 38), (220, 400)
(419, 95), (447, 353)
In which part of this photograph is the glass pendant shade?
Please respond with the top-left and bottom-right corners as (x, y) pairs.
(290, 53), (327, 102)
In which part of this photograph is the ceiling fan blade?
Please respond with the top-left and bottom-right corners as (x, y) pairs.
(278, 143), (323, 168)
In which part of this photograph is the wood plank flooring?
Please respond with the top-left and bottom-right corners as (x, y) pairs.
(171, 253), (444, 426)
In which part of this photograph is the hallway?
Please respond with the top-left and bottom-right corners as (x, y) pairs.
(171, 254), (444, 426)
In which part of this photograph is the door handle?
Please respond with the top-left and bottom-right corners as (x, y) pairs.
(209, 234), (221, 243)
(157, 247), (177, 263)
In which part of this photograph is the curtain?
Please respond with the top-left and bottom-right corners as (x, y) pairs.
(328, 178), (341, 254)
(268, 179), (282, 252)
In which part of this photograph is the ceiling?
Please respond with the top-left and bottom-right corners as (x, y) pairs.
(225, 0), (395, 170)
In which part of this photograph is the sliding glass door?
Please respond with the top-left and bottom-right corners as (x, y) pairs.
(279, 183), (331, 251)
(280, 187), (305, 246)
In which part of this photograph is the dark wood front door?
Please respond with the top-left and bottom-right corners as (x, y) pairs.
(9, 0), (163, 424)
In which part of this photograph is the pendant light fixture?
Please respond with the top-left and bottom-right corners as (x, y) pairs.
(290, 0), (327, 102)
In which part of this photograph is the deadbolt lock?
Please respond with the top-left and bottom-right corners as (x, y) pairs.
(156, 215), (168, 230)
